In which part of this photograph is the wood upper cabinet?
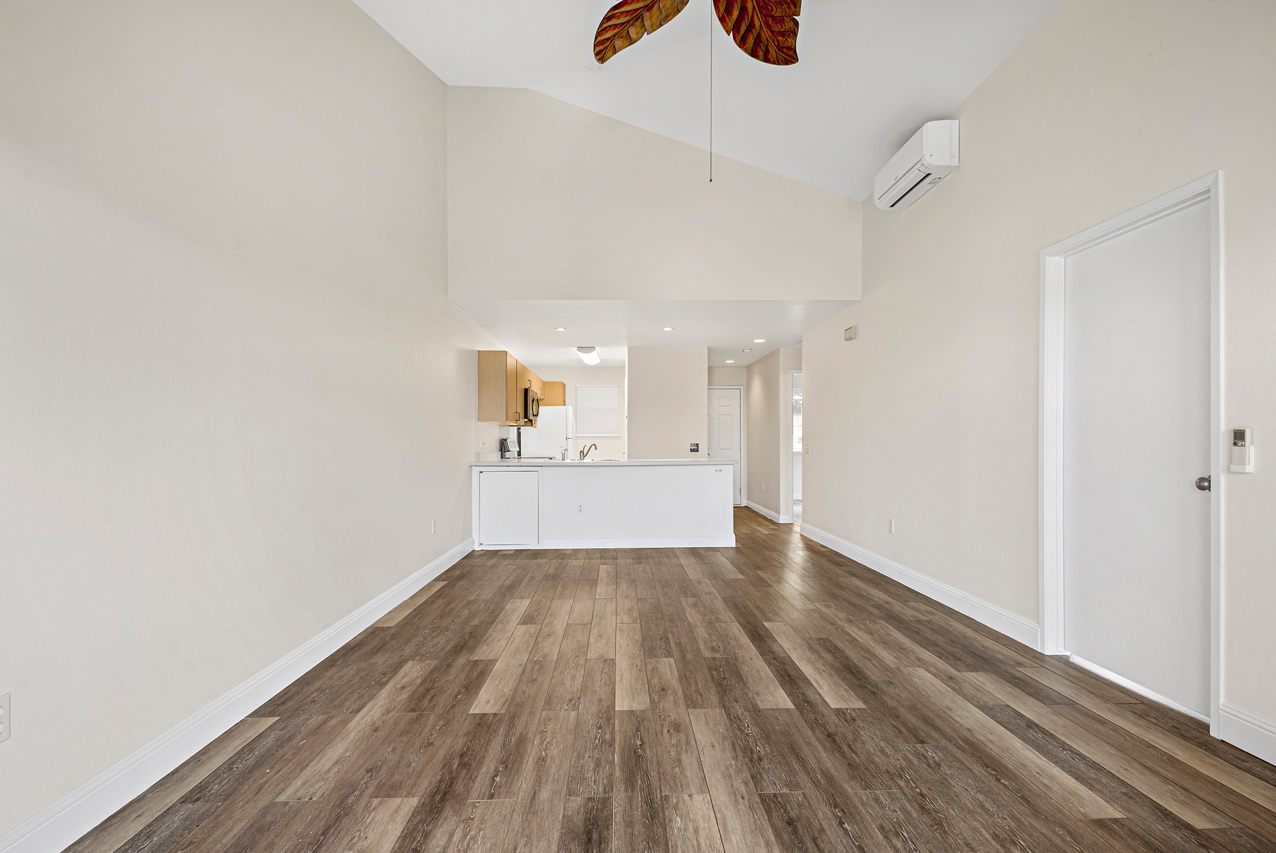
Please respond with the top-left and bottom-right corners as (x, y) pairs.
(543, 381), (567, 407)
(478, 351), (543, 426)
(516, 362), (543, 399)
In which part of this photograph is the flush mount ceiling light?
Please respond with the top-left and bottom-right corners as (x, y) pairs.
(577, 346), (601, 366)
(594, 0), (802, 67)
(555, 327), (567, 332)
(753, 339), (766, 343)
(725, 359), (736, 364)
(662, 327), (674, 332)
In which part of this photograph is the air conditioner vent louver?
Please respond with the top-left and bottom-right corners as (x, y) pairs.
(874, 121), (959, 212)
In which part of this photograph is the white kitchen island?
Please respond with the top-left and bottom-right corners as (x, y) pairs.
(471, 460), (735, 550)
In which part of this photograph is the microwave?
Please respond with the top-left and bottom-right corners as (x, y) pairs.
(523, 387), (541, 425)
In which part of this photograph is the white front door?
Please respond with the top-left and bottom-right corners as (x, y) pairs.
(707, 387), (743, 505)
(1062, 197), (1212, 716)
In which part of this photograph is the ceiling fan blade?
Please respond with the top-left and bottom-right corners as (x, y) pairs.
(594, 0), (691, 64)
(713, 0), (801, 66)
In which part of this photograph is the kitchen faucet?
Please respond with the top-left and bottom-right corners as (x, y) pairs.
(579, 443), (598, 460)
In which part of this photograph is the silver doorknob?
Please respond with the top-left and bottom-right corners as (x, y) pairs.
(1195, 476), (1212, 492)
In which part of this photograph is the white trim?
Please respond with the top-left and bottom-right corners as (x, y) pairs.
(538, 537), (734, 549)
(0, 539), (473, 853)
(745, 502), (793, 525)
(1068, 655), (1209, 723)
(1218, 703), (1276, 767)
(800, 524), (1041, 650)
(1039, 172), (1224, 734)
(709, 385), (747, 506)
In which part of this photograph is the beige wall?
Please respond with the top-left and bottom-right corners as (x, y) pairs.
(746, 347), (801, 516)
(446, 87), (862, 303)
(747, 352), (783, 514)
(626, 347), (708, 460)
(803, 0), (1276, 722)
(527, 365), (627, 460)
(709, 367), (748, 388)
(0, 0), (501, 835)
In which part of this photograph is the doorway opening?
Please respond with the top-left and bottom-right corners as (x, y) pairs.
(1040, 172), (1223, 728)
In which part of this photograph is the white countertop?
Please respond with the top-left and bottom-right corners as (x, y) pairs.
(471, 459), (732, 467)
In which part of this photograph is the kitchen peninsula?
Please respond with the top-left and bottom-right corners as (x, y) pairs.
(471, 460), (734, 549)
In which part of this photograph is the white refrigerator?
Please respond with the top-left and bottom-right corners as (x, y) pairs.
(518, 406), (576, 460)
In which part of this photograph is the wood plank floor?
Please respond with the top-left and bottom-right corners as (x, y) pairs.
(67, 509), (1276, 853)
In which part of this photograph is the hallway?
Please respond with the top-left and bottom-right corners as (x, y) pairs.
(69, 509), (1276, 853)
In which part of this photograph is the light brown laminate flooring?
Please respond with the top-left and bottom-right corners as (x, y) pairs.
(66, 508), (1276, 852)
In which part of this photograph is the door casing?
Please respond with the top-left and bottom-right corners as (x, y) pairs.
(1039, 171), (1224, 732)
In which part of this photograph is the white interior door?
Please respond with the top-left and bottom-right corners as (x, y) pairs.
(1062, 198), (1212, 716)
(707, 387), (743, 505)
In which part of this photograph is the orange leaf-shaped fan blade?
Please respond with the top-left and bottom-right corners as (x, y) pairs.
(594, 0), (691, 64)
(712, 0), (801, 66)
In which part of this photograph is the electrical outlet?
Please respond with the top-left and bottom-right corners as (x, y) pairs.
(478, 436), (490, 452)
(804, 442), (810, 455)
(577, 504), (585, 514)
(0, 693), (10, 744)
(762, 482), (766, 492)
(431, 520), (436, 535)
(889, 518), (895, 534)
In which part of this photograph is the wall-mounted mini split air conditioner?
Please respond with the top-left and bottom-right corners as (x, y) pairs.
(873, 120), (960, 211)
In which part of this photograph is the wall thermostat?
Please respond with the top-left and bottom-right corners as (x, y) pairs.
(1231, 428), (1255, 474)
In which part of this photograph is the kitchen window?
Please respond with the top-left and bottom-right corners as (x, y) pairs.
(576, 384), (621, 438)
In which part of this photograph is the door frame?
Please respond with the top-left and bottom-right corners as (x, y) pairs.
(785, 369), (803, 524)
(708, 385), (746, 506)
(1039, 171), (1224, 731)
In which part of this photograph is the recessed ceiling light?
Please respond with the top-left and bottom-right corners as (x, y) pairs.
(725, 360), (736, 364)
(753, 339), (766, 343)
(662, 327), (673, 332)
(554, 327), (566, 332)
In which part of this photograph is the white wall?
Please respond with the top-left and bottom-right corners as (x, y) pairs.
(803, 0), (1276, 725)
(626, 347), (708, 460)
(708, 366), (748, 388)
(527, 365), (627, 460)
(747, 352), (783, 515)
(446, 87), (862, 303)
(746, 347), (801, 517)
(0, 0), (500, 835)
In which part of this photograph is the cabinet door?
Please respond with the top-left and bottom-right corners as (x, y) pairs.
(478, 470), (540, 546)
(504, 352), (521, 424)
(543, 381), (567, 407)
(517, 362), (543, 399)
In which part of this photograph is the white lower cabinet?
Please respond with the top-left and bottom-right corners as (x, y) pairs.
(477, 469), (540, 547)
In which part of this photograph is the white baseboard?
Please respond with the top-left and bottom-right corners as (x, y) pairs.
(799, 524), (1041, 651)
(1219, 702), (1276, 766)
(476, 537), (736, 550)
(745, 502), (793, 525)
(536, 537), (734, 549)
(0, 539), (473, 853)
(1067, 655), (1210, 723)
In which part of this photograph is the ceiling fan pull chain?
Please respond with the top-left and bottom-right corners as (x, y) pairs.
(709, 1), (714, 184)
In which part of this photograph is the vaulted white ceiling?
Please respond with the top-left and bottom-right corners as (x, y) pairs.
(353, 0), (1060, 199)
